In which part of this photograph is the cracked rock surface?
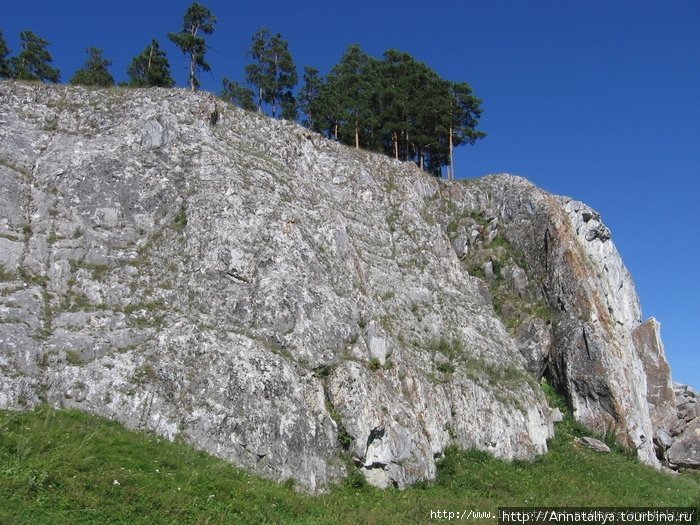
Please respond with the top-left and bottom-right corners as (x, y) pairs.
(0, 82), (695, 488)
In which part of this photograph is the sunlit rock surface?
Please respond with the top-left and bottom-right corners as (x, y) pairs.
(0, 82), (695, 488)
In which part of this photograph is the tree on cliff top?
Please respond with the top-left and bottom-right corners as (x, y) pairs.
(446, 82), (486, 180)
(244, 28), (298, 118)
(70, 47), (114, 87)
(10, 31), (60, 83)
(221, 77), (256, 111)
(0, 30), (11, 79)
(298, 66), (324, 128)
(168, 2), (216, 91)
(302, 44), (380, 148)
(127, 40), (175, 88)
(301, 46), (485, 176)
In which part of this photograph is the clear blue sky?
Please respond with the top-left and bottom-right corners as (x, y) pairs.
(4, 1), (699, 387)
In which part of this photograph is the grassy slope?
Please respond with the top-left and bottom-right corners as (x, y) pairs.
(0, 406), (698, 525)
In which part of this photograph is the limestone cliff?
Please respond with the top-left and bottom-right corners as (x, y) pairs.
(0, 82), (694, 489)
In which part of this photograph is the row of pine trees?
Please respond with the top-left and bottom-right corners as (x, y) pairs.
(0, 3), (485, 178)
(0, 31), (173, 89)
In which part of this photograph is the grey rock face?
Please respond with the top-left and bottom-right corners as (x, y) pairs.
(0, 82), (554, 490)
(448, 176), (686, 468)
(631, 318), (677, 453)
(674, 383), (699, 426)
(0, 82), (694, 488)
(516, 318), (551, 379)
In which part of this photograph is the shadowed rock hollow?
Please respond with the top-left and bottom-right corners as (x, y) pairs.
(0, 82), (696, 490)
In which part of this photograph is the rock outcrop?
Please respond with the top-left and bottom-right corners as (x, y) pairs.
(0, 82), (696, 488)
(443, 179), (655, 464)
(666, 383), (700, 468)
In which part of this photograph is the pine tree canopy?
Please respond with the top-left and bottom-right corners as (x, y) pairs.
(302, 45), (485, 176)
(127, 40), (175, 88)
(449, 82), (487, 147)
(69, 47), (114, 87)
(168, 2), (216, 91)
(298, 66), (323, 127)
(244, 28), (298, 118)
(10, 31), (60, 83)
(0, 30), (11, 79)
(221, 77), (256, 111)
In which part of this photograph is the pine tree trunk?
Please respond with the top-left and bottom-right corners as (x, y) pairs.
(355, 120), (359, 149)
(449, 125), (454, 180)
(189, 53), (196, 91)
(393, 131), (398, 159)
(402, 130), (408, 161)
(189, 24), (200, 91)
(147, 45), (153, 72)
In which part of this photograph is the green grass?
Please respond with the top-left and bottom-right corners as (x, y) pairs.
(0, 406), (697, 524)
(70, 261), (111, 282)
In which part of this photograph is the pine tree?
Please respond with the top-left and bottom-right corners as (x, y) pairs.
(70, 47), (114, 87)
(327, 44), (379, 149)
(127, 40), (174, 88)
(220, 77), (256, 111)
(0, 30), (11, 79)
(245, 28), (269, 112)
(10, 31), (60, 83)
(379, 50), (421, 161)
(309, 78), (342, 140)
(298, 66), (323, 127)
(244, 29), (298, 118)
(412, 75), (451, 173)
(447, 82), (486, 180)
(168, 3), (216, 91)
(296, 46), (485, 176)
(280, 91), (297, 121)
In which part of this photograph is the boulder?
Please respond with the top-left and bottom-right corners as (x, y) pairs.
(578, 437), (611, 453)
(667, 419), (700, 469)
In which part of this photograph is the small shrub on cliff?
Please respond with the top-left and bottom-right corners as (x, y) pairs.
(173, 207), (188, 230)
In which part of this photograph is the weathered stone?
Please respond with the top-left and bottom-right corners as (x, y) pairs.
(366, 321), (389, 365)
(483, 260), (494, 280)
(501, 265), (529, 298)
(0, 81), (695, 490)
(578, 436), (611, 453)
(515, 317), (551, 379)
(673, 383), (699, 423)
(455, 179), (663, 467)
(654, 428), (674, 451)
(667, 418), (700, 469)
(550, 407), (565, 423)
(0, 238), (23, 272)
(631, 318), (678, 449)
(451, 233), (468, 259)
